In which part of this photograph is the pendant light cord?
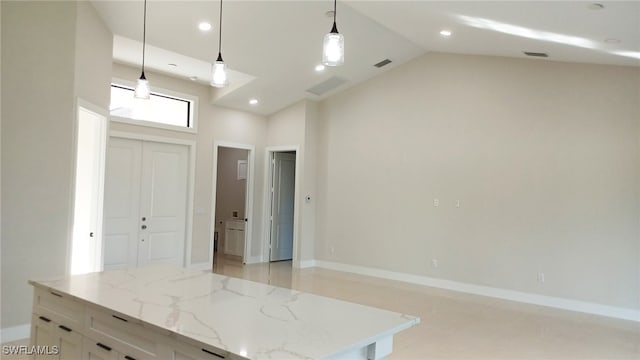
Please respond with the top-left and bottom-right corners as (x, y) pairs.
(333, 0), (336, 23)
(141, 0), (147, 75)
(217, 0), (223, 60)
(330, 0), (338, 34)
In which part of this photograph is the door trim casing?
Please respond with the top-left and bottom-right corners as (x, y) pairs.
(263, 146), (301, 266)
(210, 141), (256, 268)
(108, 130), (196, 267)
(68, 98), (109, 275)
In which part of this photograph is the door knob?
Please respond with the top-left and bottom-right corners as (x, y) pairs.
(141, 217), (146, 221)
(141, 225), (147, 230)
(89, 232), (94, 237)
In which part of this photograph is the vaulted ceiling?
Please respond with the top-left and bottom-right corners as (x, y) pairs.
(90, 1), (640, 115)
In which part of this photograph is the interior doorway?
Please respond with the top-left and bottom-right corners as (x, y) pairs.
(70, 100), (107, 275)
(269, 151), (296, 262)
(211, 142), (255, 268)
(103, 136), (191, 270)
(267, 150), (297, 263)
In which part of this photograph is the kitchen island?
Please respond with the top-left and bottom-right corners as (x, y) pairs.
(29, 266), (419, 359)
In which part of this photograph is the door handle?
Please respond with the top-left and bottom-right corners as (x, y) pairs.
(141, 225), (147, 230)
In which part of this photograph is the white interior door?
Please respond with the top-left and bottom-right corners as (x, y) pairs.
(138, 141), (188, 267)
(71, 104), (107, 275)
(269, 152), (296, 261)
(103, 138), (188, 269)
(103, 138), (142, 270)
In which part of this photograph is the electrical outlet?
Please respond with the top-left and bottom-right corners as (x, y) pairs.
(537, 272), (545, 284)
(433, 198), (439, 207)
(330, 246), (335, 254)
(431, 259), (439, 268)
(456, 200), (461, 208)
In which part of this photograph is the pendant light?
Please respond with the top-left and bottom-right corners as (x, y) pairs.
(134, 0), (150, 99)
(322, 0), (344, 66)
(211, 0), (229, 87)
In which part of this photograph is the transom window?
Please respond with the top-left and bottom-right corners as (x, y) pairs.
(109, 84), (195, 131)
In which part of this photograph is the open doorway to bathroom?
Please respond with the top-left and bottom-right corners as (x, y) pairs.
(211, 143), (254, 269)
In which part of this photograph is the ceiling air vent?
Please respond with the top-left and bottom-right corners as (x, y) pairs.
(374, 59), (392, 68)
(524, 51), (548, 58)
(306, 77), (348, 96)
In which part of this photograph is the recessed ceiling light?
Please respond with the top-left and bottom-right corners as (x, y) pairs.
(588, 3), (604, 10)
(198, 22), (212, 31)
(315, 64), (326, 72)
(440, 30), (452, 37)
(189, 76), (198, 81)
(249, 99), (259, 105)
(168, 63), (177, 67)
(604, 38), (621, 44)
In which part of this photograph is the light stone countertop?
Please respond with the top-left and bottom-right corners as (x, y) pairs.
(30, 266), (420, 359)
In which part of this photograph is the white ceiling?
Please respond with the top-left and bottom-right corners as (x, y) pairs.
(90, 1), (640, 116)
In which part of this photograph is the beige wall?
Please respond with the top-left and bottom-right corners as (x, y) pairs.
(316, 52), (640, 310)
(111, 63), (268, 264)
(74, 1), (112, 109)
(0, 0), (3, 326)
(266, 100), (318, 263)
(301, 101), (318, 261)
(1, 1), (112, 330)
(215, 147), (248, 251)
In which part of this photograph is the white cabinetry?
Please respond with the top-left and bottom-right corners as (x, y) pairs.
(224, 220), (245, 257)
(31, 289), (84, 359)
(30, 287), (244, 360)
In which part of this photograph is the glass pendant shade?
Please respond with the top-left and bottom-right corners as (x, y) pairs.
(322, 27), (344, 66)
(134, 74), (150, 99)
(211, 60), (229, 88)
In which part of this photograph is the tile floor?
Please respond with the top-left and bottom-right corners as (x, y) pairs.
(2, 256), (637, 359)
(213, 254), (640, 359)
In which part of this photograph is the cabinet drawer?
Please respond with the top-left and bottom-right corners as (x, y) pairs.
(83, 337), (121, 360)
(165, 337), (241, 360)
(33, 288), (85, 330)
(85, 308), (160, 359)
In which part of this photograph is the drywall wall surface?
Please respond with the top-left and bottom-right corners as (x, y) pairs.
(266, 100), (319, 264)
(1, 1), (77, 329)
(316, 52), (640, 310)
(74, 1), (112, 110)
(111, 63), (268, 265)
(0, 0), (4, 329)
(267, 100), (305, 145)
(301, 101), (319, 262)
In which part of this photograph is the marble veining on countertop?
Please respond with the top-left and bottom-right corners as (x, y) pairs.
(30, 266), (420, 359)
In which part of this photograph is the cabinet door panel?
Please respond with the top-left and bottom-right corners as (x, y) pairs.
(57, 325), (82, 360)
(31, 314), (59, 359)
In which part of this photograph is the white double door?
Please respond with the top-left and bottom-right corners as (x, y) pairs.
(103, 138), (188, 270)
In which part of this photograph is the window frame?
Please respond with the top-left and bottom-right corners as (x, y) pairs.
(109, 78), (198, 134)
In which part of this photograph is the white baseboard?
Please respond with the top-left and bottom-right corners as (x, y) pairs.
(244, 256), (262, 265)
(1, 324), (30, 343)
(189, 262), (211, 271)
(298, 260), (317, 269)
(313, 260), (640, 322)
